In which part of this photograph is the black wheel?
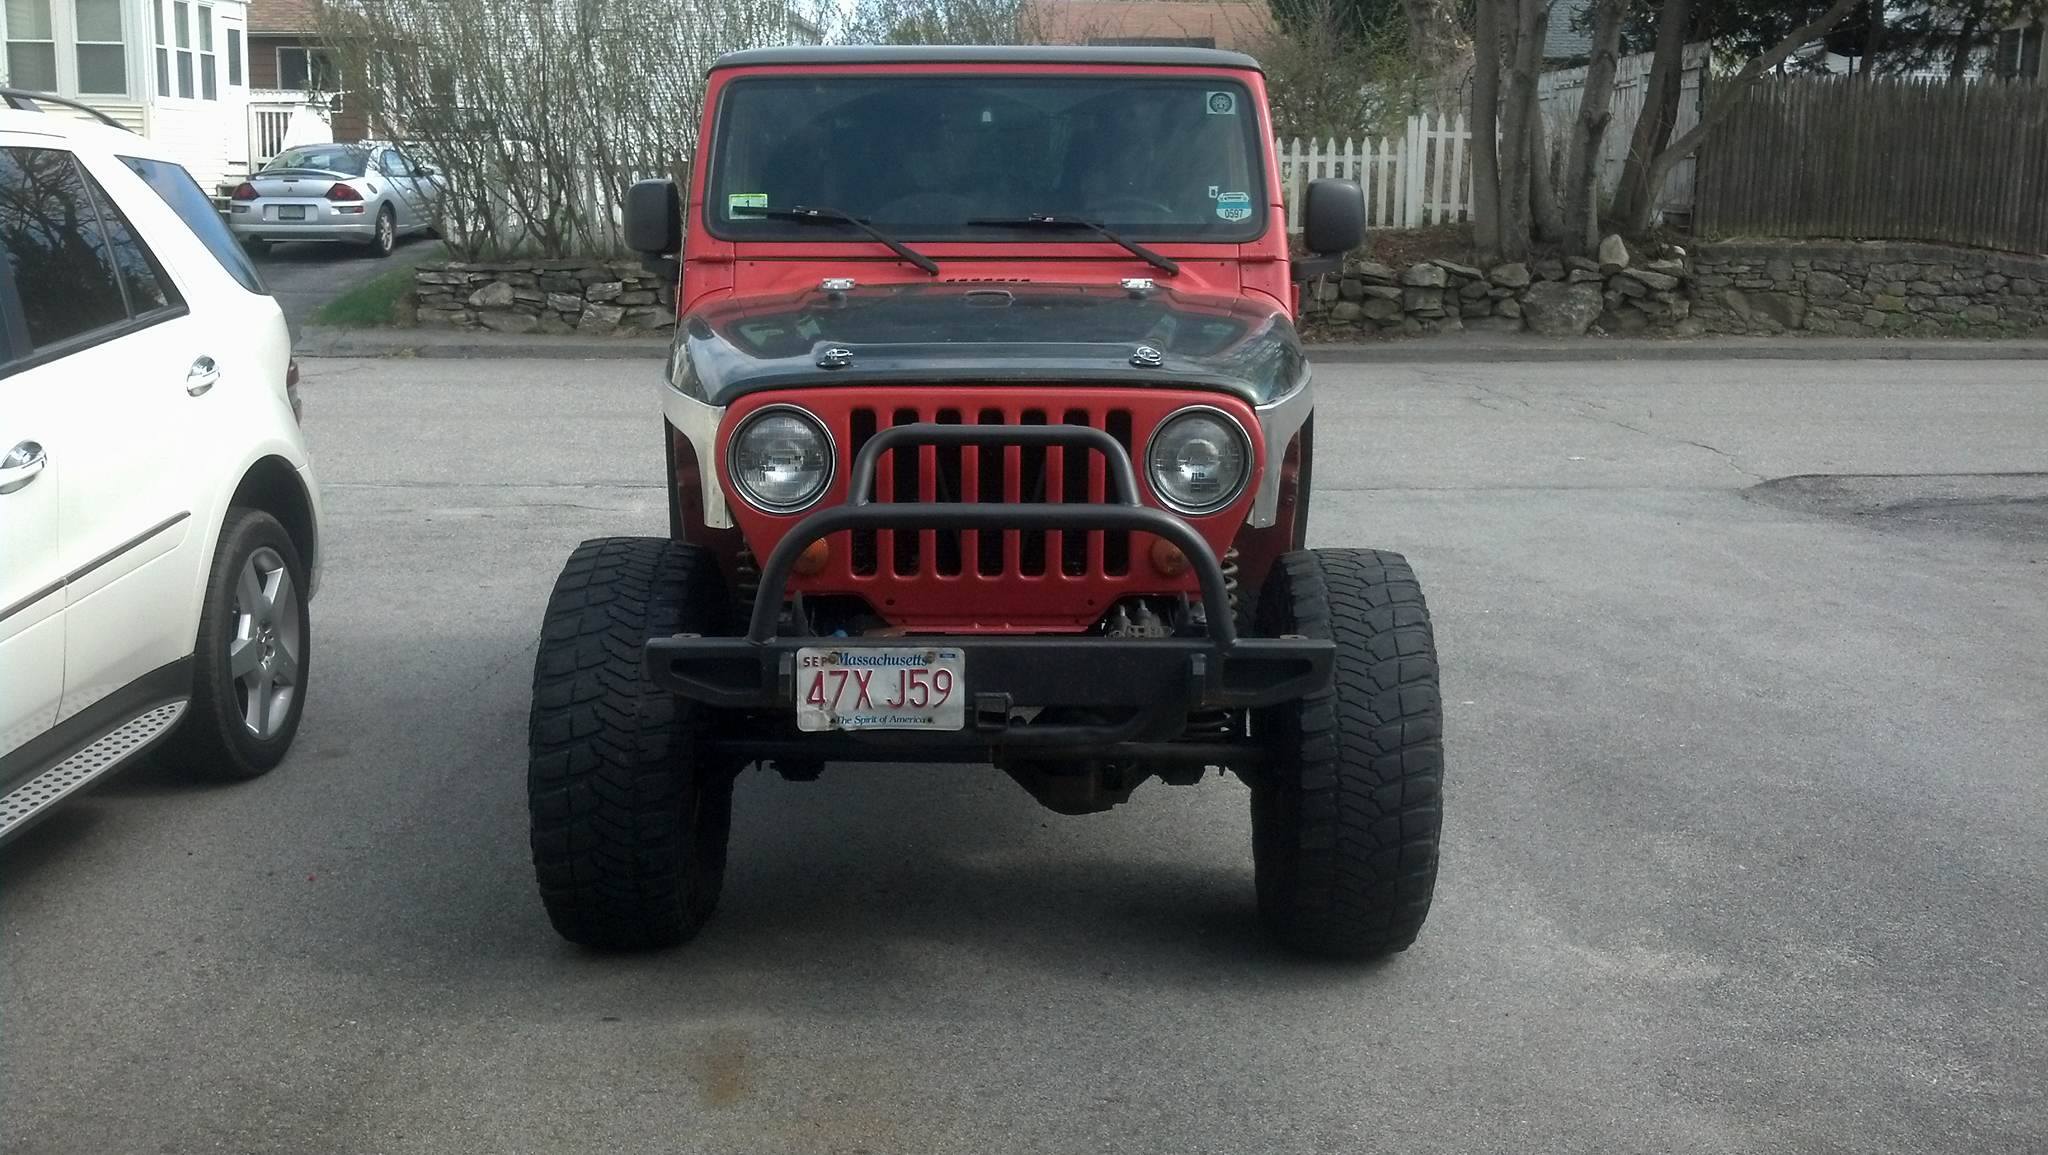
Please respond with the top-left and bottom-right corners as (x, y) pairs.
(528, 537), (736, 950)
(367, 206), (396, 257)
(1249, 548), (1444, 959)
(161, 508), (311, 780)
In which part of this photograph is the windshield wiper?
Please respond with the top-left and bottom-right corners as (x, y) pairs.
(733, 205), (939, 276)
(965, 214), (1179, 275)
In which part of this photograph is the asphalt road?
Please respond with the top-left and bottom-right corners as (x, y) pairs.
(252, 235), (440, 336)
(4, 357), (2045, 1154)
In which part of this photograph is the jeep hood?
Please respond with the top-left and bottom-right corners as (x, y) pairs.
(667, 283), (1307, 407)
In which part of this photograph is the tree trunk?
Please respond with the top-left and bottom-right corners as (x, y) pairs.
(1498, 0), (1547, 258)
(1859, 0), (1883, 76)
(1529, 96), (1564, 244)
(1469, 0), (1502, 261)
(1563, 0), (1628, 255)
(1950, 5), (1983, 83)
(1609, 0), (1689, 235)
(1507, 0), (1548, 250)
(1626, 0), (1865, 234)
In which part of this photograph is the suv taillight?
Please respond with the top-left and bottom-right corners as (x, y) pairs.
(325, 183), (363, 202)
(231, 182), (258, 200)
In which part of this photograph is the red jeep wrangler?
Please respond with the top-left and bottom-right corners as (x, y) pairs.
(528, 46), (1444, 958)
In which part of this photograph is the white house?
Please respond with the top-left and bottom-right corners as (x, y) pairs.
(1, 0), (257, 190)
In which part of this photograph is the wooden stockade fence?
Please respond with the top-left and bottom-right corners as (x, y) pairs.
(1696, 75), (2048, 256)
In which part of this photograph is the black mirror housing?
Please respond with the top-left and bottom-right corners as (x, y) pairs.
(1302, 178), (1365, 257)
(624, 178), (682, 256)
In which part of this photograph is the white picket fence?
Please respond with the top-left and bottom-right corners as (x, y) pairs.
(1277, 47), (1708, 234)
(1278, 111), (1473, 232)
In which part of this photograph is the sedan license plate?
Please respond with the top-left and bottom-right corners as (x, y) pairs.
(796, 646), (965, 732)
(277, 205), (307, 220)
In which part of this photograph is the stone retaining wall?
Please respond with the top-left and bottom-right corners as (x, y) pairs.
(414, 241), (2048, 341)
(1301, 236), (1698, 339)
(412, 260), (676, 335)
(1688, 241), (2048, 337)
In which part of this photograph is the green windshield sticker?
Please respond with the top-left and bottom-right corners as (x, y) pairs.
(1205, 91), (1237, 116)
(728, 191), (768, 214)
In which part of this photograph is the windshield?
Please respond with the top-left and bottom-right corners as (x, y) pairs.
(262, 146), (368, 176)
(706, 75), (1267, 242)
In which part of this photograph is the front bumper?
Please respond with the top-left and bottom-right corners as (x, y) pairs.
(645, 422), (1333, 752)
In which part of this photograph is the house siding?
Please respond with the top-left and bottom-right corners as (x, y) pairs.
(248, 33), (365, 140)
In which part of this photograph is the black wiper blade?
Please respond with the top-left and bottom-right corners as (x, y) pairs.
(733, 204), (939, 276)
(965, 214), (1180, 275)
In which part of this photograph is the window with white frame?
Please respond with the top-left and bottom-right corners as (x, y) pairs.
(4, 0), (58, 92)
(170, 0), (192, 97)
(196, 1), (213, 98)
(72, 0), (123, 94)
(152, 0), (166, 95)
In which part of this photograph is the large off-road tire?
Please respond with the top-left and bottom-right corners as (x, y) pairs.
(528, 537), (735, 950)
(162, 508), (310, 781)
(1249, 548), (1444, 959)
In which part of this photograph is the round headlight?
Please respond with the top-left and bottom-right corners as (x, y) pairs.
(730, 407), (832, 512)
(1147, 407), (1251, 514)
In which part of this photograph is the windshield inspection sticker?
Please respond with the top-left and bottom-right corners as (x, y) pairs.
(728, 191), (768, 214)
(1215, 191), (1252, 222)
(1205, 91), (1237, 116)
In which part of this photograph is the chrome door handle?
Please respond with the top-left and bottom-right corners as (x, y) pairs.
(187, 356), (220, 396)
(0, 441), (47, 494)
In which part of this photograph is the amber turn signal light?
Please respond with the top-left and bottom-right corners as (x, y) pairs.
(1149, 538), (1188, 577)
(793, 538), (831, 576)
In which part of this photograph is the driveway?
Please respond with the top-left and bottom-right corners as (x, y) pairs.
(252, 235), (441, 336)
(3, 355), (2043, 1154)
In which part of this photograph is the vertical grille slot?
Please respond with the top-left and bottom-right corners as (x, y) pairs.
(1105, 409), (1134, 575)
(976, 407), (1005, 576)
(1060, 407), (1091, 576)
(1019, 409), (1047, 576)
(850, 407), (878, 575)
(934, 408), (963, 575)
(890, 407), (920, 576)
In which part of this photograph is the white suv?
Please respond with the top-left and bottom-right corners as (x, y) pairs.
(0, 94), (322, 843)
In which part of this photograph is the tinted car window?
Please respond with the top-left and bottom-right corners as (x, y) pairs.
(88, 178), (182, 316)
(121, 154), (265, 294)
(262, 145), (369, 176)
(0, 147), (129, 348)
(380, 149), (411, 177)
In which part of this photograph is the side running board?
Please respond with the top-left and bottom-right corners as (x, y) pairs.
(0, 700), (187, 843)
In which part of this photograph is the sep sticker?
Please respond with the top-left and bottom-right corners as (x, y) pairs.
(1215, 191), (1252, 222)
(1205, 91), (1237, 116)
(728, 191), (768, 214)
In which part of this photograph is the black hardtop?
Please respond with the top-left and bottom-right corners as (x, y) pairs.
(710, 45), (1264, 74)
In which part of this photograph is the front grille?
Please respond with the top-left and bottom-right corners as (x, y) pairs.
(847, 403), (1136, 581)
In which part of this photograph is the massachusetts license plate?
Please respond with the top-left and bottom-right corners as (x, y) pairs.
(796, 646), (965, 732)
(277, 205), (306, 220)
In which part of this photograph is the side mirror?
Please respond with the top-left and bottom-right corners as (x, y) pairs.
(1296, 178), (1365, 280)
(415, 165), (437, 178)
(624, 178), (682, 256)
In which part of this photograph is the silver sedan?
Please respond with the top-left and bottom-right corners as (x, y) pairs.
(227, 143), (444, 257)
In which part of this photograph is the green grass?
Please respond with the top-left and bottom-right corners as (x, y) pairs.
(309, 266), (419, 328)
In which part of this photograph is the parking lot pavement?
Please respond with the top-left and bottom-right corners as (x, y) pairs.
(4, 356), (2044, 1154)
(252, 235), (440, 335)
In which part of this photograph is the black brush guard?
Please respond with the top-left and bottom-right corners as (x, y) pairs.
(645, 423), (1334, 759)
